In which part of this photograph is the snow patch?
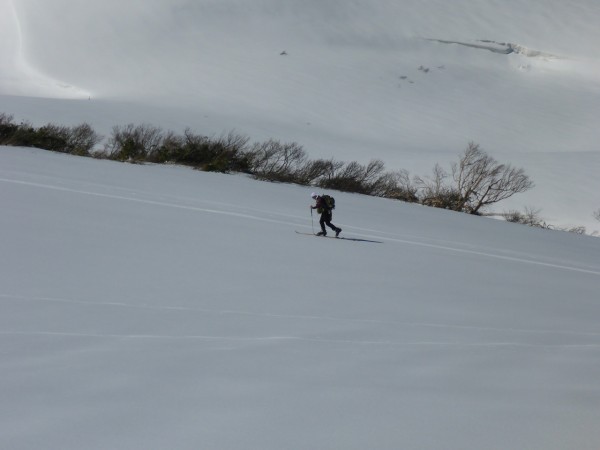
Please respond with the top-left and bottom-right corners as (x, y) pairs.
(0, 0), (91, 99)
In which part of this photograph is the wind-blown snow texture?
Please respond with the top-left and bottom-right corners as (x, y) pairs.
(1, 146), (600, 449)
(1, 0), (600, 231)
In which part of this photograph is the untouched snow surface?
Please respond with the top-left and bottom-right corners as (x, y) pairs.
(1, 146), (600, 449)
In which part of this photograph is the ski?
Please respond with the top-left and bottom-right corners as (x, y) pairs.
(295, 230), (338, 238)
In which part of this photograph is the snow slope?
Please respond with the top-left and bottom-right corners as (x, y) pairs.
(0, 0), (90, 98)
(1, 0), (600, 230)
(1, 146), (600, 449)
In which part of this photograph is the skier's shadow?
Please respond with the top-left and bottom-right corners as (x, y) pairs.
(296, 231), (383, 244)
(338, 236), (384, 244)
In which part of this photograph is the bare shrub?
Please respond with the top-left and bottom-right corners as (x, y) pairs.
(313, 159), (345, 185)
(206, 131), (251, 172)
(504, 207), (549, 228)
(105, 123), (164, 162)
(164, 129), (251, 172)
(0, 113), (14, 126)
(34, 124), (70, 151)
(319, 160), (368, 192)
(176, 128), (211, 166)
(369, 169), (419, 201)
(0, 113), (17, 143)
(505, 207), (588, 234)
(2, 120), (37, 147)
(248, 139), (307, 181)
(452, 142), (534, 214)
(66, 123), (102, 156)
(318, 159), (398, 195)
(295, 158), (337, 185)
(415, 164), (461, 209)
(148, 130), (183, 163)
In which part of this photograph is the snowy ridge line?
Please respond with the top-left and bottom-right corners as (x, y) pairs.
(1, 330), (600, 349)
(3, 175), (599, 276)
(3, 293), (600, 338)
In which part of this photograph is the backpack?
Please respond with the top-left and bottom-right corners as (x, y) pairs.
(322, 194), (335, 210)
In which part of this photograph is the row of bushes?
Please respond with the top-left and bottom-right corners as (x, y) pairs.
(99, 124), (536, 215)
(0, 113), (101, 156)
(1, 115), (420, 201)
(1, 112), (539, 218)
(102, 123), (419, 199)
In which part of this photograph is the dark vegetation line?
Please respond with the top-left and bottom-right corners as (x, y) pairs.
(2, 111), (589, 233)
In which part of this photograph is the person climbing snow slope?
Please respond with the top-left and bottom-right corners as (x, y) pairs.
(310, 192), (342, 237)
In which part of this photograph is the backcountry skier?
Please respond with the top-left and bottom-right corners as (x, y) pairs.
(310, 192), (342, 237)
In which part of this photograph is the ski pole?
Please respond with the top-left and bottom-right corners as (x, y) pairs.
(310, 207), (315, 234)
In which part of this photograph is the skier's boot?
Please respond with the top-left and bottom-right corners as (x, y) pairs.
(335, 228), (342, 237)
(316, 231), (326, 236)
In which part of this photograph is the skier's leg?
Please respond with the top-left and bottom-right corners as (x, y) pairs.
(325, 211), (340, 233)
(318, 214), (327, 235)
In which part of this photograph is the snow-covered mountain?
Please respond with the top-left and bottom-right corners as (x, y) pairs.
(1, 0), (599, 231)
(1, 146), (600, 450)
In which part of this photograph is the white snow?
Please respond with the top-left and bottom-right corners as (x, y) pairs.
(1, 146), (600, 449)
(1, 0), (599, 231)
(1, 0), (600, 448)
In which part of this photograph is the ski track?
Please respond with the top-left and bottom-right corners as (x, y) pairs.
(1, 330), (600, 350)
(2, 175), (599, 277)
(2, 293), (600, 340)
